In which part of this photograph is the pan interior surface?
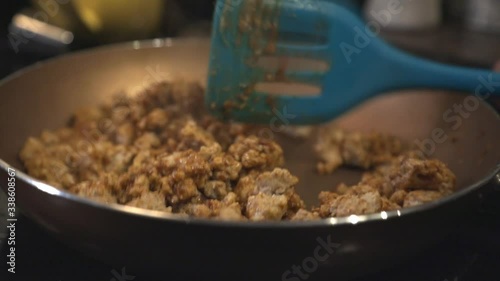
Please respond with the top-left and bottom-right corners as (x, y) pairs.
(0, 38), (498, 208)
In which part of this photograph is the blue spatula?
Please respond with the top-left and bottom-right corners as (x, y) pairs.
(206, 0), (500, 125)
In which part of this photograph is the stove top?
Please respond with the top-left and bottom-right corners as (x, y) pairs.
(0, 37), (499, 281)
(1, 207), (500, 281)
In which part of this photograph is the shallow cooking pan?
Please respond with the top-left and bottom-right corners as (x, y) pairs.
(0, 38), (499, 280)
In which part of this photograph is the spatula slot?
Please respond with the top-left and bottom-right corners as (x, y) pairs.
(255, 82), (321, 96)
(255, 56), (329, 71)
(277, 31), (328, 46)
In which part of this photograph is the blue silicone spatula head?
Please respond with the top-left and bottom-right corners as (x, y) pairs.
(207, 0), (500, 125)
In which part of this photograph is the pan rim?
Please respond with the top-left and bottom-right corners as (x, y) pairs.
(1, 37), (499, 229)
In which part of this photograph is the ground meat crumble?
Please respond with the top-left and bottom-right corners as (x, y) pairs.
(19, 81), (457, 221)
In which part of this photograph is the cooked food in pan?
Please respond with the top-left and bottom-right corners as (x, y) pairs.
(19, 81), (456, 221)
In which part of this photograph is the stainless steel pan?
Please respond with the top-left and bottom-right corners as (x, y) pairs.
(0, 38), (499, 280)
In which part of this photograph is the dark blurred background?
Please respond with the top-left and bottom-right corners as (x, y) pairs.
(1, 0), (500, 77)
(0, 0), (216, 77)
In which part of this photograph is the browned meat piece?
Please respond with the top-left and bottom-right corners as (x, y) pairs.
(174, 178), (201, 203)
(71, 181), (117, 204)
(130, 151), (152, 170)
(127, 192), (170, 212)
(317, 186), (383, 218)
(134, 133), (161, 149)
(211, 193), (245, 220)
(388, 158), (456, 194)
(180, 203), (212, 218)
(115, 122), (135, 145)
(233, 172), (258, 203)
(291, 209), (320, 221)
(318, 191), (339, 205)
(199, 144), (241, 181)
(19, 137), (77, 189)
(287, 192), (306, 216)
(125, 174), (150, 199)
(179, 193), (245, 220)
(110, 105), (132, 125)
(360, 155), (456, 199)
(166, 81), (205, 113)
(345, 184), (377, 195)
(316, 191), (339, 217)
(228, 136), (284, 170)
(176, 120), (216, 151)
(246, 193), (288, 221)
(216, 194), (245, 221)
(143, 108), (169, 130)
(330, 191), (382, 217)
(403, 190), (444, 207)
(20, 137), (46, 161)
(157, 149), (211, 180)
(200, 115), (250, 149)
(316, 146), (342, 175)
(201, 180), (229, 200)
(315, 127), (403, 174)
(369, 133), (405, 163)
(335, 183), (350, 195)
(73, 107), (104, 126)
(381, 198), (401, 211)
(360, 173), (393, 197)
(133, 81), (204, 115)
(234, 168), (304, 218)
(39, 130), (61, 145)
(222, 192), (239, 205)
(389, 190), (407, 206)
(218, 206), (246, 221)
(340, 134), (372, 168)
(255, 168), (299, 196)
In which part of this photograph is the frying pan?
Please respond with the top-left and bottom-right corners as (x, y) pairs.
(0, 38), (499, 280)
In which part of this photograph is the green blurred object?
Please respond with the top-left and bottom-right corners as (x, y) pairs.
(30, 0), (85, 35)
(30, 0), (164, 43)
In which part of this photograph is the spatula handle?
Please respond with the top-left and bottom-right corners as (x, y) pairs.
(382, 43), (500, 98)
